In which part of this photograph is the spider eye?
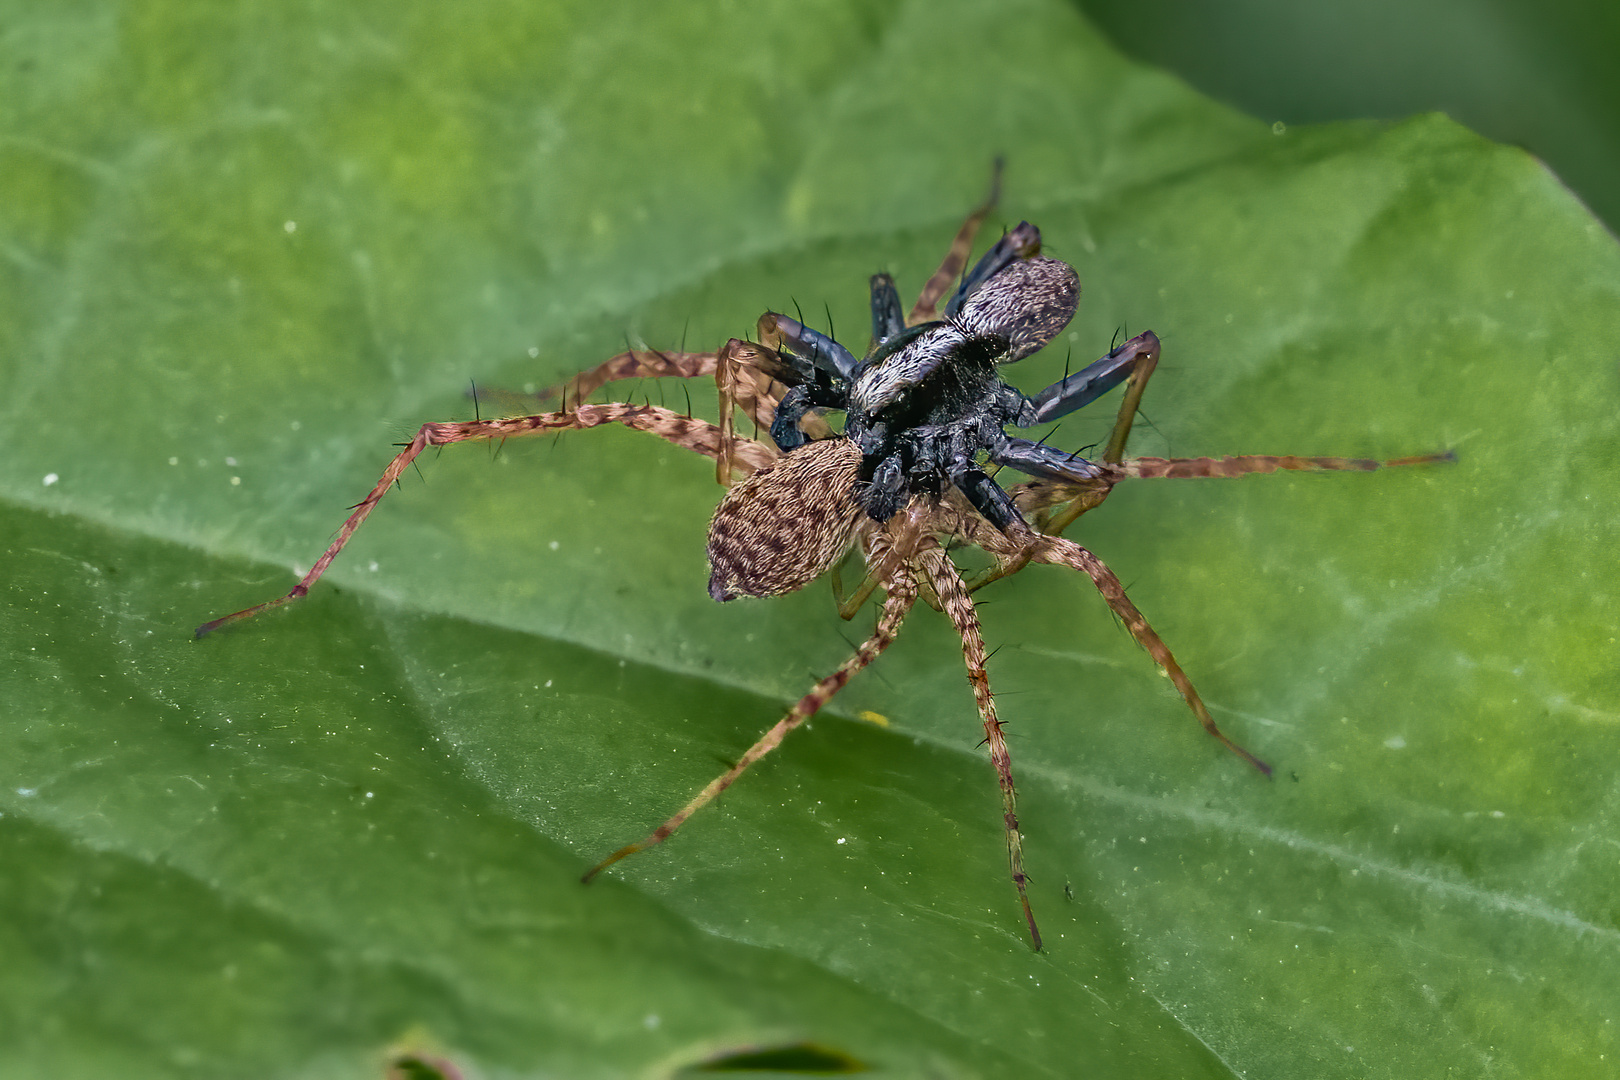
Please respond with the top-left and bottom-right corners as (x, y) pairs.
(956, 257), (1079, 363)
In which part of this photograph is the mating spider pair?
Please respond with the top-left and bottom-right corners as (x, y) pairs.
(198, 185), (1444, 950)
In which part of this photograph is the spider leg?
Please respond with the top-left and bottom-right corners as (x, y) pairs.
(1019, 332), (1160, 538)
(916, 544), (1042, 951)
(714, 338), (747, 485)
(1098, 333), (1159, 466)
(945, 461), (1011, 527)
(833, 551), (884, 620)
(953, 440), (1112, 591)
(758, 312), (859, 382)
(830, 516), (933, 620)
(939, 222), (1044, 321)
(1003, 449), (1453, 537)
(533, 349), (717, 407)
(764, 382), (847, 452)
(832, 562), (947, 619)
(1029, 531), (1272, 777)
(718, 337), (796, 435)
(714, 336), (809, 483)
(1025, 331), (1159, 442)
(532, 341), (794, 448)
(583, 567), (919, 881)
(869, 273), (905, 349)
(196, 403), (771, 636)
(752, 313), (845, 451)
(1118, 451), (1456, 479)
(911, 455), (1054, 598)
(907, 161), (1004, 325)
(838, 455), (1040, 609)
(829, 543), (950, 618)
(990, 437), (1106, 485)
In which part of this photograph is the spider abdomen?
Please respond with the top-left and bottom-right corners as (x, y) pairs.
(707, 437), (864, 601)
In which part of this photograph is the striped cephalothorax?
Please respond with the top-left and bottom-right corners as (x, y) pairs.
(198, 180), (1448, 950)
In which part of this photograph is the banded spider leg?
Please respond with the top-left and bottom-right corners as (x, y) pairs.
(193, 398), (771, 638)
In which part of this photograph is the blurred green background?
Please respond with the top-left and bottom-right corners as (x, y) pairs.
(1078, 0), (1620, 232)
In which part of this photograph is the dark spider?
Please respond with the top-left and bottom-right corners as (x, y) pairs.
(197, 178), (1448, 949)
(761, 219), (1120, 534)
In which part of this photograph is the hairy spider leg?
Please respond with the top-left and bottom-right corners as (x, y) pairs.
(907, 161), (1003, 325)
(916, 542), (1042, 949)
(529, 336), (801, 437)
(516, 333), (790, 488)
(582, 564), (920, 882)
(1006, 525), (1273, 776)
(1010, 332), (1453, 534)
(1017, 331), (1161, 541)
(531, 349), (718, 409)
(532, 341), (794, 456)
(1116, 451), (1457, 480)
(831, 553), (949, 620)
(1100, 341), (1156, 465)
(943, 329), (1158, 573)
(930, 505), (1271, 777)
(195, 403), (768, 637)
(714, 341), (741, 485)
(834, 552), (886, 620)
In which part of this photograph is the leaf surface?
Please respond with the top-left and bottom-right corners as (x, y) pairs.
(2, 1), (1618, 1076)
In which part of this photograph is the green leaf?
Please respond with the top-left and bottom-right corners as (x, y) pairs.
(3, 1), (1618, 1077)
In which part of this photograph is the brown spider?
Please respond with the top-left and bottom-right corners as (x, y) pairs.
(198, 183), (1446, 949)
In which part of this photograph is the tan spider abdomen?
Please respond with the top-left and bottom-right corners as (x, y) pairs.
(707, 438), (864, 601)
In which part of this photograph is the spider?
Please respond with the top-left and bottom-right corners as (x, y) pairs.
(198, 181), (1446, 949)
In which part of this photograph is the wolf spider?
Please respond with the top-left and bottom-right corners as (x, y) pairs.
(198, 185), (1445, 949)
